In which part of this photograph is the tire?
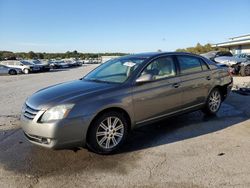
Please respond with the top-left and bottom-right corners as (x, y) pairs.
(202, 88), (222, 115)
(87, 111), (128, 154)
(8, 69), (17, 75)
(240, 65), (250, 76)
(23, 68), (29, 74)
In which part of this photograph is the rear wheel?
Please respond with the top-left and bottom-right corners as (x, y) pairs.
(8, 69), (17, 75)
(87, 111), (128, 154)
(202, 88), (222, 115)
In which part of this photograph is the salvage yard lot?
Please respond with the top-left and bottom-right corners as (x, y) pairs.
(0, 65), (250, 187)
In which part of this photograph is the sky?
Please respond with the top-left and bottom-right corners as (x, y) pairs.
(0, 0), (250, 53)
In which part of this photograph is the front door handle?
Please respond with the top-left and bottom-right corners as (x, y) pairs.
(173, 83), (180, 88)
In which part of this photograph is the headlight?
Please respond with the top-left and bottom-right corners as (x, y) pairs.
(40, 104), (74, 123)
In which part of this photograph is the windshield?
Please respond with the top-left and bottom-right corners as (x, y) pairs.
(217, 51), (233, 57)
(84, 57), (145, 83)
(32, 60), (42, 64)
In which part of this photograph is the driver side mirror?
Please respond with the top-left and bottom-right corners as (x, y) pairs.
(135, 74), (153, 84)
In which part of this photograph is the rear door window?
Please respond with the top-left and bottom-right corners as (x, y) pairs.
(177, 56), (202, 74)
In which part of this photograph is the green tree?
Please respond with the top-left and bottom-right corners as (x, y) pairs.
(1, 51), (16, 60)
(176, 43), (229, 54)
(37, 53), (44, 59)
(28, 51), (38, 59)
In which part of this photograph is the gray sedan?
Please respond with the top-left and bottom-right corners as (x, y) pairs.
(21, 52), (233, 154)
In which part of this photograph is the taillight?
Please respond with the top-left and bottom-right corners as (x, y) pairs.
(228, 67), (233, 76)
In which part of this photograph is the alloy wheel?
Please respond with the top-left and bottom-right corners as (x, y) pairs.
(208, 90), (221, 112)
(96, 116), (124, 149)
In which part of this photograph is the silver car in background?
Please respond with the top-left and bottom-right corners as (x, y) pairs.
(0, 60), (40, 74)
(0, 64), (22, 75)
(21, 52), (233, 154)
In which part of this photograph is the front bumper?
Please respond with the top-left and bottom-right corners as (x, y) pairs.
(20, 113), (92, 149)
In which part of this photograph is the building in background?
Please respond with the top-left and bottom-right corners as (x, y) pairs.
(213, 34), (250, 54)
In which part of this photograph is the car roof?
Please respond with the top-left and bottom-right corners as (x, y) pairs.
(121, 52), (200, 59)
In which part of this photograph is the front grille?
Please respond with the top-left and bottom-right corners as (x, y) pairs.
(23, 103), (39, 120)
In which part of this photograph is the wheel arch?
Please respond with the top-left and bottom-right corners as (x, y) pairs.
(209, 85), (229, 101)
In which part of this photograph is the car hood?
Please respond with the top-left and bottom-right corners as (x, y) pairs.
(26, 80), (116, 110)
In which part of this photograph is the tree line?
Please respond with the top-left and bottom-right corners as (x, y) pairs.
(176, 43), (228, 54)
(0, 50), (128, 60)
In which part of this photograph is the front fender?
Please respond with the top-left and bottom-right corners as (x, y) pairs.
(68, 87), (135, 126)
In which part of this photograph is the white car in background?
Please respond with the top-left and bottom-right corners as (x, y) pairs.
(0, 60), (40, 74)
(0, 64), (22, 75)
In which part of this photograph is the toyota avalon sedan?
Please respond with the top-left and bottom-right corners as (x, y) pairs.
(21, 52), (233, 154)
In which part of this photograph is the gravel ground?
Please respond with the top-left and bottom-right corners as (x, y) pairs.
(233, 76), (250, 89)
(0, 66), (250, 188)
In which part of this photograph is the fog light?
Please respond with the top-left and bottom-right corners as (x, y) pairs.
(41, 138), (51, 144)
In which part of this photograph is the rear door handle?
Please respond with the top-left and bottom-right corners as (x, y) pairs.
(173, 83), (180, 88)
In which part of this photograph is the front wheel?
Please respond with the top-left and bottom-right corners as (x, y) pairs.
(87, 112), (128, 154)
(202, 88), (222, 115)
(23, 68), (29, 74)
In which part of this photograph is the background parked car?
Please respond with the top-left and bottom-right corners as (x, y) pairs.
(0, 64), (22, 75)
(30, 60), (51, 72)
(63, 59), (83, 67)
(201, 51), (233, 61)
(201, 51), (250, 76)
(234, 53), (250, 60)
(20, 60), (41, 73)
(51, 60), (70, 69)
(0, 60), (40, 74)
